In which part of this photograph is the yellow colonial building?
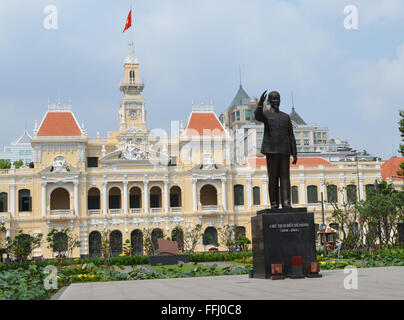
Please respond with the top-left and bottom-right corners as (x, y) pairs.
(0, 43), (382, 259)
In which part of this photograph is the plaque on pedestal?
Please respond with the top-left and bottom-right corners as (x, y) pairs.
(251, 208), (320, 279)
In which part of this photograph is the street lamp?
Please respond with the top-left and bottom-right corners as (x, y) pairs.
(319, 192), (327, 256)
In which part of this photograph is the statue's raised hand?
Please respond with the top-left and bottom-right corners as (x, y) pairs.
(258, 90), (267, 106)
(292, 155), (298, 165)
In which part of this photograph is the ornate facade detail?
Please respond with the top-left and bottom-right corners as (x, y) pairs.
(121, 140), (149, 160)
(52, 156), (68, 172)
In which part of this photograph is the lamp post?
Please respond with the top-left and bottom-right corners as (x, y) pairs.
(320, 192), (327, 256)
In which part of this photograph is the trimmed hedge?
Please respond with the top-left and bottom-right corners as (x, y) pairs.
(0, 251), (253, 271)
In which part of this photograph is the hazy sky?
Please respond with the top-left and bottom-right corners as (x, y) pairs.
(0, 0), (403, 160)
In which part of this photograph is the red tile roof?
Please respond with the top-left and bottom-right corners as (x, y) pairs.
(37, 112), (82, 137)
(249, 157), (332, 166)
(381, 157), (404, 181)
(185, 112), (225, 136)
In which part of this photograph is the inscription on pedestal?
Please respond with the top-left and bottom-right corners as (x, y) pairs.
(251, 209), (318, 279)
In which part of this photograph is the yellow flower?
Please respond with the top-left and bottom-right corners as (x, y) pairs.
(57, 276), (62, 279)
(119, 253), (126, 257)
(320, 261), (326, 265)
(331, 261), (336, 264)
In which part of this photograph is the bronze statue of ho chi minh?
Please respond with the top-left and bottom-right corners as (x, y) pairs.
(255, 90), (298, 209)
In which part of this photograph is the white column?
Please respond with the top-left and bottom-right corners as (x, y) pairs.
(247, 177), (252, 210)
(359, 173), (364, 201)
(300, 174), (306, 205)
(103, 183), (108, 216)
(9, 184), (15, 218)
(123, 181), (128, 215)
(144, 181), (149, 215)
(339, 174), (345, 203)
(192, 179), (197, 212)
(262, 178), (268, 206)
(164, 179), (169, 214)
(221, 178), (227, 211)
(74, 181), (79, 216)
(41, 182), (47, 217)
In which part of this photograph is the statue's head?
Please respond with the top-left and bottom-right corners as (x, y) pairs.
(267, 91), (280, 110)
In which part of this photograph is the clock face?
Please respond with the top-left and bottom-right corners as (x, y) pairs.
(129, 110), (138, 119)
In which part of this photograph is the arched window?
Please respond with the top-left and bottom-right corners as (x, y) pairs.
(233, 185), (244, 206)
(88, 188), (100, 210)
(109, 187), (121, 209)
(327, 184), (338, 203)
(150, 186), (162, 208)
(171, 226), (184, 249)
(365, 184), (376, 199)
(291, 186), (299, 204)
(235, 226), (246, 240)
(0, 192), (8, 212)
(18, 189), (32, 212)
(89, 231), (102, 258)
(253, 187), (260, 205)
(200, 185), (217, 206)
(131, 229), (143, 255)
(53, 232), (68, 256)
(110, 230), (122, 257)
(151, 228), (164, 253)
(346, 185), (357, 203)
(129, 186), (142, 209)
(170, 186), (182, 208)
(129, 70), (135, 82)
(307, 185), (318, 204)
(51, 188), (70, 210)
(203, 227), (218, 246)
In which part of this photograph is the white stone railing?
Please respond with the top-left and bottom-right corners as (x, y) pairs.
(0, 169), (9, 174)
(170, 207), (182, 213)
(109, 209), (122, 215)
(201, 205), (219, 211)
(88, 209), (101, 215)
(50, 209), (71, 216)
(151, 208), (162, 213)
(130, 208), (143, 214)
(234, 205), (245, 211)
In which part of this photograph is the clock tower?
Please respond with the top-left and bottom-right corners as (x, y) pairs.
(119, 42), (147, 132)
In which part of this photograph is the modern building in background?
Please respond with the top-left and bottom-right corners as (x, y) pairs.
(0, 131), (34, 164)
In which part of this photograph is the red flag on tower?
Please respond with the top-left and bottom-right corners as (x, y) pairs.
(123, 9), (132, 33)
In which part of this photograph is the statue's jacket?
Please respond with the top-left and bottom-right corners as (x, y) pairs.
(255, 106), (297, 156)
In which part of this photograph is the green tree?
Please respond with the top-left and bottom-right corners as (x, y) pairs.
(355, 183), (404, 249)
(142, 229), (154, 256)
(327, 184), (360, 249)
(12, 160), (24, 169)
(46, 228), (80, 258)
(217, 224), (236, 252)
(235, 234), (251, 251)
(183, 224), (203, 253)
(0, 160), (11, 169)
(6, 230), (42, 262)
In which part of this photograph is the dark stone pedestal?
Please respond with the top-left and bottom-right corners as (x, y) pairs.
(149, 254), (190, 266)
(251, 208), (319, 279)
(398, 223), (404, 244)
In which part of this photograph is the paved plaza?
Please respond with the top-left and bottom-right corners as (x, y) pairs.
(55, 266), (404, 300)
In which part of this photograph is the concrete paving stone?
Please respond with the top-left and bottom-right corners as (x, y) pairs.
(56, 267), (404, 300)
